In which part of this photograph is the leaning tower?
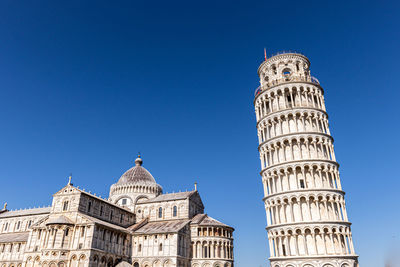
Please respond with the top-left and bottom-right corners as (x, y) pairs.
(253, 52), (358, 267)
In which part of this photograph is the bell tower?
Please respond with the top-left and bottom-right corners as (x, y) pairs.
(254, 52), (359, 267)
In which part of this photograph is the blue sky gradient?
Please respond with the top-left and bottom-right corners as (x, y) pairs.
(0, 1), (399, 266)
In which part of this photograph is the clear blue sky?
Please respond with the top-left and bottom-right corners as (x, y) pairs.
(0, 1), (399, 266)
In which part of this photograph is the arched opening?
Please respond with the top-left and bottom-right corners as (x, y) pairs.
(158, 207), (163, 218)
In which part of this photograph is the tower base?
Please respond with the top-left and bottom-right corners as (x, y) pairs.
(269, 255), (359, 267)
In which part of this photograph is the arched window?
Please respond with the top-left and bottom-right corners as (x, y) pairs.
(158, 207), (163, 218)
(63, 201), (69, 211)
(133, 263), (139, 267)
(173, 206), (177, 217)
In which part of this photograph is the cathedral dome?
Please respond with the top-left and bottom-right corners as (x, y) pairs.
(117, 156), (156, 185)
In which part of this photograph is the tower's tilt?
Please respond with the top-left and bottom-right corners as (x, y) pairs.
(253, 52), (359, 267)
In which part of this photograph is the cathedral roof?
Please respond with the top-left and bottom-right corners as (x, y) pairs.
(0, 207), (50, 218)
(0, 232), (29, 243)
(140, 191), (196, 204)
(116, 156), (157, 186)
(80, 213), (132, 232)
(130, 219), (190, 234)
(191, 214), (232, 229)
(46, 215), (74, 225)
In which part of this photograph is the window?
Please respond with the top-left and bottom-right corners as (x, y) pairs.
(282, 68), (291, 76)
(63, 201), (69, 211)
(159, 243), (163, 251)
(121, 198), (127, 205)
(120, 214), (124, 223)
(110, 210), (113, 220)
(133, 263), (139, 267)
(4, 222), (8, 231)
(81, 227), (85, 237)
(28, 220), (32, 228)
(87, 201), (92, 212)
(65, 228), (69, 236)
(100, 206), (103, 216)
(300, 180), (305, 189)
(16, 221), (20, 230)
(17, 243), (20, 252)
(138, 244), (142, 252)
(173, 206), (177, 217)
(158, 207), (163, 218)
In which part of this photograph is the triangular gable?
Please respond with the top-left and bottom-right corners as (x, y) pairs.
(189, 191), (204, 209)
(52, 184), (81, 197)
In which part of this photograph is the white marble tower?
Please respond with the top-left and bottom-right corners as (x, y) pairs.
(253, 52), (358, 267)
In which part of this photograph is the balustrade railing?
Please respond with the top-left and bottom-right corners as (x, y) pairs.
(254, 76), (320, 96)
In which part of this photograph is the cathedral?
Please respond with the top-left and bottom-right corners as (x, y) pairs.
(0, 156), (234, 267)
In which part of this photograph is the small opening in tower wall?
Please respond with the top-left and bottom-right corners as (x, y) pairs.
(282, 68), (291, 76)
(300, 180), (305, 188)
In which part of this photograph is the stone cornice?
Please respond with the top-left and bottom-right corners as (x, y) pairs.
(257, 53), (310, 75)
(266, 220), (352, 231)
(269, 254), (359, 260)
(263, 188), (345, 202)
(254, 80), (324, 104)
(260, 159), (339, 175)
(258, 131), (334, 150)
(256, 107), (329, 128)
